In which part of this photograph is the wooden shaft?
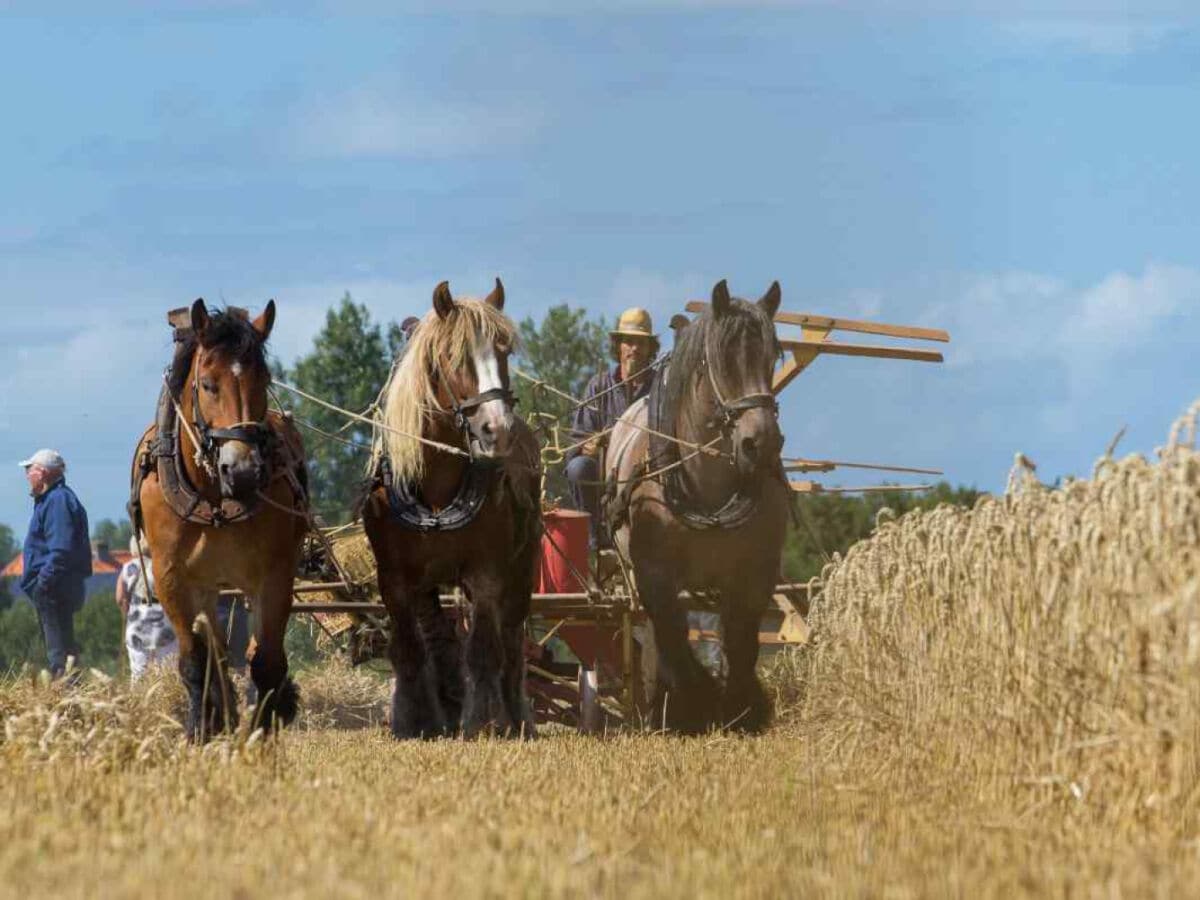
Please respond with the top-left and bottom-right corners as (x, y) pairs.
(784, 458), (944, 476)
(684, 301), (950, 342)
(779, 339), (944, 364)
(790, 481), (934, 494)
(283, 583), (819, 614)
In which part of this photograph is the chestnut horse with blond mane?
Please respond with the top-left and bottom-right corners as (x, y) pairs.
(363, 279), (542, 739)
(606, 280), (788, 734)
(130, 300), (308, 739)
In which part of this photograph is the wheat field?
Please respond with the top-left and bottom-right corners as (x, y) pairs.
(3, 402), (1200, 898)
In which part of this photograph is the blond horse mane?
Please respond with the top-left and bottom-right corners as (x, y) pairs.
(371, 297), (518, 485)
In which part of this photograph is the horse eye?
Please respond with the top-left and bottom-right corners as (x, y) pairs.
(201, 378), (218, 395)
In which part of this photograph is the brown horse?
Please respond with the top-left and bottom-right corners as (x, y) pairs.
(130, 300), (308, 739)
(607, 280), (788, 734)
(362, 280), (542, 739)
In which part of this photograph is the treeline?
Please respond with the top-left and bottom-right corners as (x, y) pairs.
(782, 482), (983, 583)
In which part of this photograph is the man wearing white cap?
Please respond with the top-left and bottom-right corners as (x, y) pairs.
(19, 449), (92, 678)
(566, 308), (660, 549)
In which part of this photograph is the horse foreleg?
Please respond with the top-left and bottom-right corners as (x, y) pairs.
(381, 576), (442, 740)
(636, 564), (719, 735)
(720, 586), (772, 733)
(164, 586), (237, 741)
(499, 576), (535, 739)
(460, 579), (509, 739)
(416, 587), (463, 734)
(249, 572), (300, 733)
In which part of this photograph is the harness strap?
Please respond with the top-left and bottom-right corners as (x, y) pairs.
(378, 456), (498, 533)
(134, 382), (303, 529)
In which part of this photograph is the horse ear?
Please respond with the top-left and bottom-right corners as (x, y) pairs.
(758, 281), (781, 319)
(711, 280), (731, 318)
(190, 298), (209, 335)
(252, 299), (276, 341)
(433, 281), (456, 320)
(484, 277), (505, 310)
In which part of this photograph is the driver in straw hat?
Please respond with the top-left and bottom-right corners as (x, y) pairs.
(566, 307), (660, 550)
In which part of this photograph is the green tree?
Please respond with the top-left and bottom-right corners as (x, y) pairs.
(77, 591), (123, 675)
(92, 518), (133, 553)
(512, 304), (611, 502)
(0, 601), (40, 672)
(0, 592), (125, 676)
(275, 294), (398, 524)
(0, 523), (18, 611)
(783, 481), (984, 583)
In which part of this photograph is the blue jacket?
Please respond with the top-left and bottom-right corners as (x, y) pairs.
(20, 479), (92, 599)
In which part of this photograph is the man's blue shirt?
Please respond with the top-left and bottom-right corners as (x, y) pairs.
(21, 480), (92, 599)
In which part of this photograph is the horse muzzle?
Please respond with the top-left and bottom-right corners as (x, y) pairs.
(217, 445), (267, 500)
(469, 407), (515, 460)
(733, 420), (783, 479)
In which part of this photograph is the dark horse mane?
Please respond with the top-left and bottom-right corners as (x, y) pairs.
(660, 298), (779, 436)
(167, 308), (269, 398)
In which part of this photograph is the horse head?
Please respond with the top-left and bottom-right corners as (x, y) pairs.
(429, 278), (516, 460)
(702, 279), (784, 480)
(187, 298), (276, 501)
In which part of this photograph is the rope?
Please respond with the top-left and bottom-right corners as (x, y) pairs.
(255, 488), (311, 521)
(162, 374), (217, 479)
(512, 357), (664, 421)
(292, 416), (375, 453)
(273, 380), (471, 460)
(570, 436), (725, 488)
(513, 366), (727, 461)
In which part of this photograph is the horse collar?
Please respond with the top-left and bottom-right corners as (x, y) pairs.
(379, 455), (498, 533)
(647, 356), (766, 531)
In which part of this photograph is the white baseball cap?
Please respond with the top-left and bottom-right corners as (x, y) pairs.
(19, 449), (66, 470)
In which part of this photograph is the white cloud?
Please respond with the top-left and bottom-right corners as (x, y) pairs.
(1068, 263), (1198, 342)
(998, 19), (1182, 56)
(923, 263), (1198, 371)
(289, 88), (544, 160)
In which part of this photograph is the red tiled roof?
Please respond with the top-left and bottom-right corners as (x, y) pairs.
(1, 549), (133, 578)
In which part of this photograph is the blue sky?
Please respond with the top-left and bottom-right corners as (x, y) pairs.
(2, 4), (1199, 532)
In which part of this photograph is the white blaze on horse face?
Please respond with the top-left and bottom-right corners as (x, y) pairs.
(471, 340), (513, 455)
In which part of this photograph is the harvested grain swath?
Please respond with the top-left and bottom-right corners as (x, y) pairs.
(299, 525), (377, 605)
(802, 399), (1200, 833)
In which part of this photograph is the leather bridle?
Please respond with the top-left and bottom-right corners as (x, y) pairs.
(700, 340), (778, 436)
(190, 352), (275, 464)
(433, 355), (516, 453)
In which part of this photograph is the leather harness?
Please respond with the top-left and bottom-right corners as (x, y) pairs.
(373, 354), (515, 533)
(610, 339), (780, 532)
(129, 322), (307, 531)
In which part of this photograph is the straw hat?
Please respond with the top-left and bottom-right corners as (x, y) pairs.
(609, 308), (657, 341)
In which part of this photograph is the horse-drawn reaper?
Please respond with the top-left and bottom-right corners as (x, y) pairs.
(149, 277), (946, 739)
